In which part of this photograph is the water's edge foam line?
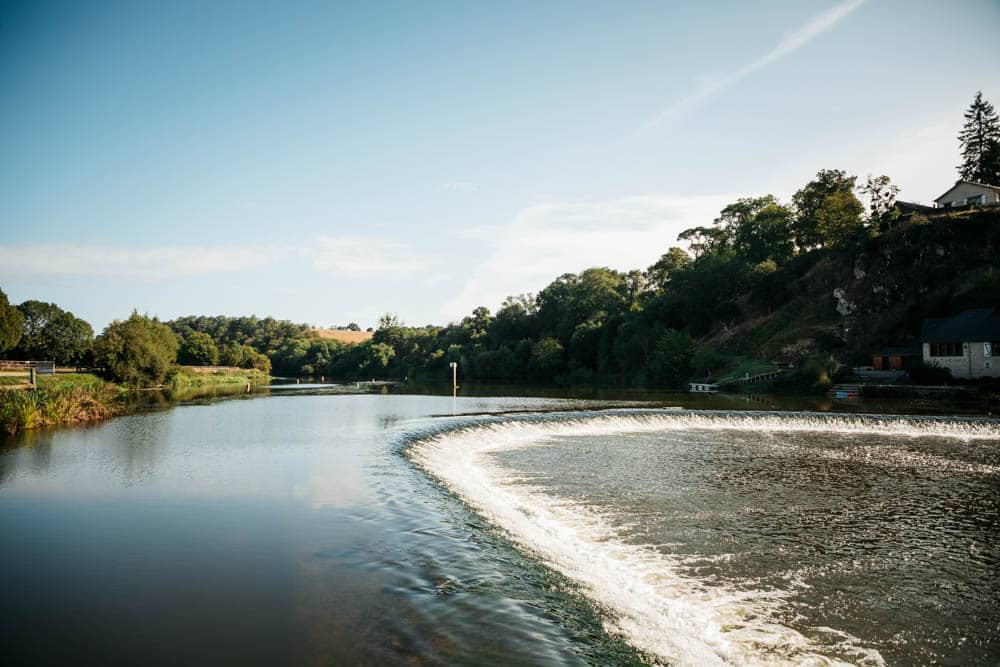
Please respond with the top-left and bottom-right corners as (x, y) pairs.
(405, 409), (1000, 666)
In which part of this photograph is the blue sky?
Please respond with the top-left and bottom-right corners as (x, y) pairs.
(1, 0), (998, 331)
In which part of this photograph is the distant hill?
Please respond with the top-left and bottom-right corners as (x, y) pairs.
(310, 329), (374, 345)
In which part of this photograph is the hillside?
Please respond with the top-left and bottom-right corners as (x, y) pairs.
(715, 208), (1000, 364)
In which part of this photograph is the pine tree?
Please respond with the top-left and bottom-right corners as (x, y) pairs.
(958, 91), (1000, 184)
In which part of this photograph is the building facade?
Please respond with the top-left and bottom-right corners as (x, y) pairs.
(920, 309), (1000, 379)
(934, 181), (1000, 209)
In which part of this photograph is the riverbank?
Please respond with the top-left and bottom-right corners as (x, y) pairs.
(164, 366), (271, 392)
(0, 373), (121, 436)
(0, 367), (272, 436)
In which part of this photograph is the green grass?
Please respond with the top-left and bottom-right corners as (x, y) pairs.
(712, 357), (780, 384)
(165, 366), (271, 391)
(0, 368), (275, 437)
(1, 373), (121, 436)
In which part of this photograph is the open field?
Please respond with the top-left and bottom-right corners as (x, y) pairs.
(310, 329), (374, 344)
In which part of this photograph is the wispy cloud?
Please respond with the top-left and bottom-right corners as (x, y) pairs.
(0, 243), (286, 280)
(642, 0), (867, 132)
(302, 236), (428, 277)
(443, 181), (479, 193)
(442, 194), (731, 320)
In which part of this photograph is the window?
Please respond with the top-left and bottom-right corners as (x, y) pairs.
(929, 342), (962, 357)
(966, 194), (984, 205)
(986, 342), (993, 358)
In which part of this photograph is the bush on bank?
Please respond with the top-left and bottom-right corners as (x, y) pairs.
(0, 375), (120, 436)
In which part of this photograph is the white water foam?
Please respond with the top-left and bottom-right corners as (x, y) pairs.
(408, 411), (1000, 666)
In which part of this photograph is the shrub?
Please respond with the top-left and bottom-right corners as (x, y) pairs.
(94, 312), (179, 387)
(178, 331), (219, 365)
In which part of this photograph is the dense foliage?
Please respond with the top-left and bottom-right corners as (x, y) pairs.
(93, 312), (179, 387)
(0, 289), (23, 354)
(11, 300), (93, 365)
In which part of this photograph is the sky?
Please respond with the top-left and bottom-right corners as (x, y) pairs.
(1, 0), (998, 332)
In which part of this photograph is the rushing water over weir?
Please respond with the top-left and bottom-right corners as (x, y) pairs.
(407, 409), (1000, 666)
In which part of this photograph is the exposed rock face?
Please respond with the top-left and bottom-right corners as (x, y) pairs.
(833, 288), (855, 316)
(724, 208), (1000, 361)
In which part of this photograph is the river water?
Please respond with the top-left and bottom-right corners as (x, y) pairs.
(1, 387), (998, 665)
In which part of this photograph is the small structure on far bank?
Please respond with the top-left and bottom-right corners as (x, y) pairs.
(921, 308), (1000, 379)
(871, 345), (922, 372)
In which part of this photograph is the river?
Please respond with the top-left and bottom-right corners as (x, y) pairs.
(1, 386), (998, 665)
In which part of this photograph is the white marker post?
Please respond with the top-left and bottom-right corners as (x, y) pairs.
(449, 362), (458, 416)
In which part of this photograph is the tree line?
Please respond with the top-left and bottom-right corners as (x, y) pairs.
(1, 92), (997, 389)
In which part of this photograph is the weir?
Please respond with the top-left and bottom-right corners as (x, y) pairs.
(407, 410), (1000, 666)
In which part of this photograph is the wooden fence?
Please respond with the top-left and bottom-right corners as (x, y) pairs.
(0, 361), (56, 389)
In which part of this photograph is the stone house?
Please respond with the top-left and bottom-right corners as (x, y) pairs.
(920, 309), (1000, 379)
(934, 180), (1000, 209)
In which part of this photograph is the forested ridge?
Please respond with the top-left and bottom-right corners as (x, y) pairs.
(2, 172), (998, 391)
(156, 174), (1000, 388)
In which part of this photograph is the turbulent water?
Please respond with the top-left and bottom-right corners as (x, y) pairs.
(2, 393), (998, 665)
(409, 410), (1000, 666)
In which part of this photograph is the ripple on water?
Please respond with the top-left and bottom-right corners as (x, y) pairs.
(408, 409), (1000, 666)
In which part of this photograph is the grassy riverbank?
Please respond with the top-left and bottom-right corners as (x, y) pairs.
(165, 366), (271, 392)
(0, 373), (122, 436)
(1, 367), (272, 436)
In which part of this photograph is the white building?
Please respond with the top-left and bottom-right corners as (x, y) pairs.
(934, 180), (1000, 209)
(920, 309), (1000, 379)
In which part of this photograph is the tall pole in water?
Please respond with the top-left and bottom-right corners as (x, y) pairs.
(449, 362), (458, 416)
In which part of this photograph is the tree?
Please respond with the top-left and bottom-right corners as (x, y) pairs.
(219, 342), (270, 373)
(178, 331), (219, 365)
(651, 329), (695, 387)
(535, 269), (626, 345)
(644, 247), (690, 294)
(12, 300), (94, 365)
(858, 174), (900, 231)
(677, 225), (729, 258)
(814, 189), (865, 245)
(792, 169), (862, 249)
(958, 91), (1000, 184)
(378, 313), (402, 329)
(0, 288), (24, 355)
(717, 196), (795, 265)
(529, 338), (565, 380)
(491, 294), (537, 343)
(366, 342), (395, 370)
(93, 312), (179, 387)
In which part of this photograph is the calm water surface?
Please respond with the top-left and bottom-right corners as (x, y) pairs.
(2, 388), (998, 665)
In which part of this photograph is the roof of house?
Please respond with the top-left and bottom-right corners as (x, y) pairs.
(933, 180), (1000, 203)
(920, 308), (1000, 343)
(895, 200), (939, 214)
(875, 345), (922, 356)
